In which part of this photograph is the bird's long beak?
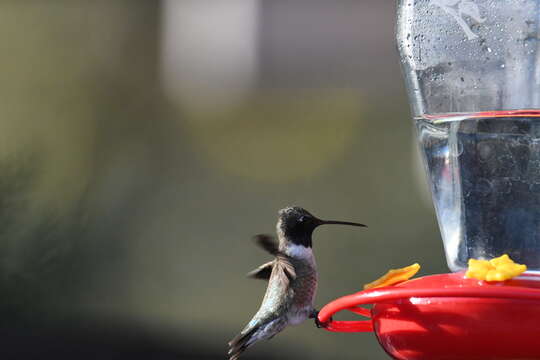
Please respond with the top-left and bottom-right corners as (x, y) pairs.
(317, 219), (367, 228)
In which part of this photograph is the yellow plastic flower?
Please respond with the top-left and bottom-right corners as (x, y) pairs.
(465, 254), (527, 281)
(364, 263), (420, 290)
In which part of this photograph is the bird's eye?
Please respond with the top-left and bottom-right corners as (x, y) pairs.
(298, 216), (305, 223)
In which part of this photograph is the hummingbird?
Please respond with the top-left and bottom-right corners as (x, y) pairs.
(228, 206), (366, 360)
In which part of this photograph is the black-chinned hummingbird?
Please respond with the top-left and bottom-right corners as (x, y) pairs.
(228, 206), (366, 360)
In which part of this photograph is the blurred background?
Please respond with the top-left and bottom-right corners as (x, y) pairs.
(0, 1), (448, 359)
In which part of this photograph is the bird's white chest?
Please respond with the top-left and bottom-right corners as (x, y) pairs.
(282, 244), (317, 326)
(283, 244), (316, 268)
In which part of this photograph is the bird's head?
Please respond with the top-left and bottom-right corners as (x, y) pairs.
(276, 206), (366, 248)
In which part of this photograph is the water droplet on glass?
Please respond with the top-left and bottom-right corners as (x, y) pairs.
(477, 179), (493, 197)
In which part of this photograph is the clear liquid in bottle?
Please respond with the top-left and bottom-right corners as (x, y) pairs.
(417, 110), (540, 271)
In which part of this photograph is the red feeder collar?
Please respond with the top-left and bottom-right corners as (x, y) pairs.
(318, 272), (540, 332)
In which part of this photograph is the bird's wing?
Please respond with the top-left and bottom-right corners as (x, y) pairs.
(275, 255), (296, 284)
(246, 261), (274, 280)
(246, 255), (296, 283)
(253, 234), (279, 255)
(245, 235), (279, 281)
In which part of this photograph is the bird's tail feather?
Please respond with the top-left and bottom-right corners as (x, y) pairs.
(228, 327), (258, 360)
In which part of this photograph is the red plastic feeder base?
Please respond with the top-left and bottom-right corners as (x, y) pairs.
(318, 272), (540, 360)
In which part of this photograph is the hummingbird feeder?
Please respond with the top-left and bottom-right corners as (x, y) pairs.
(318, 1), (540, 359)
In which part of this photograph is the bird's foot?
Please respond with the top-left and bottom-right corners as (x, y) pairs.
(310, 309), (330, 328)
